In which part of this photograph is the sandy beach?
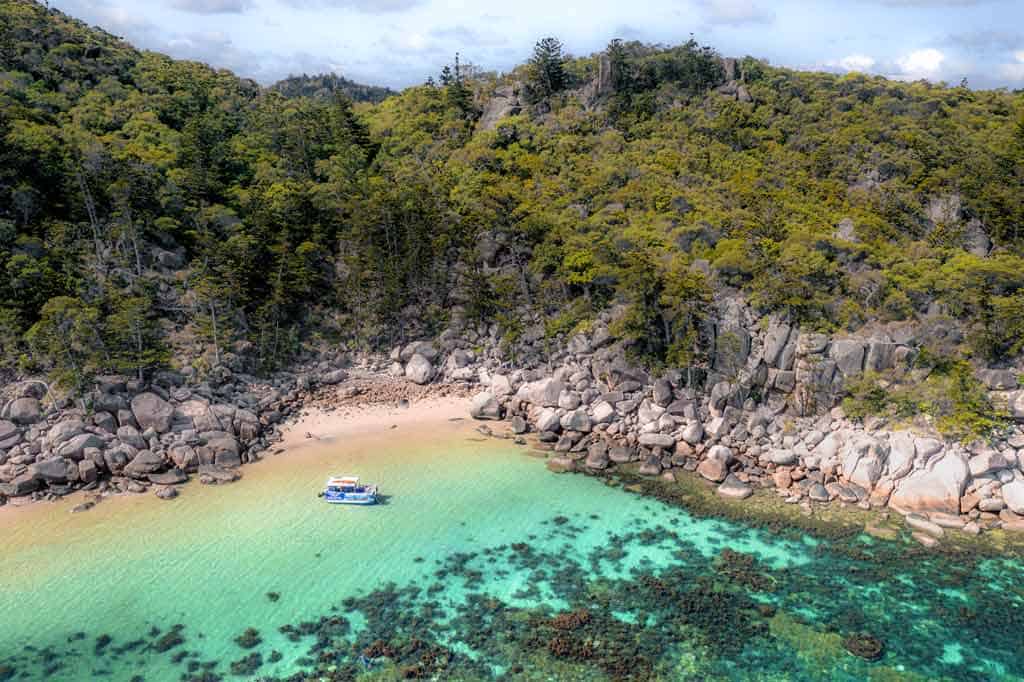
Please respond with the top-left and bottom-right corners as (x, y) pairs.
(278, 394), (473, 450)
(0, 392), (475, 527)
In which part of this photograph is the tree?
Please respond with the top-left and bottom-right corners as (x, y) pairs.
(105, 289), (169, 380)
(24, 297), (103, 391)
(442, 53), (475, 120)
(527, 37), (568, 101)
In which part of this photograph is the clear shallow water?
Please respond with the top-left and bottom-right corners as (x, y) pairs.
(0, 419), (1022, 681)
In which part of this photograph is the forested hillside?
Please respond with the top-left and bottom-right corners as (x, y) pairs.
(269, 73), (394, 104)
(1, 0), (1023, 397)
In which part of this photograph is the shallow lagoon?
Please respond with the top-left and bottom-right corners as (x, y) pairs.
(1, 417), (1022, 681)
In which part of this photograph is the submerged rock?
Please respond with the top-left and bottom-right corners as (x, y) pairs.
(843, 633), (885, 661)
(717, 474), (753, 500)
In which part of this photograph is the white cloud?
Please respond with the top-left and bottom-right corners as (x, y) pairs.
(699, 0), (775, 26)
(893, 47), (945, 80)
(836, 54), (876, 72)
(170, 0), (252, 14)
(279, 0), (424, 11)
(999, 51), (1024, 82)
(872, 0), (992, 5)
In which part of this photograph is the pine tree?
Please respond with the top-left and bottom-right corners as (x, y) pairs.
(527, 37), (567, 101)
(445, 53), (474, 119)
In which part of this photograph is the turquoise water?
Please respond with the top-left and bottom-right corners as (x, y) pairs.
(0, 418), (1022, 681)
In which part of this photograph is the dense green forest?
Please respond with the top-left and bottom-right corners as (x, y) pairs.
(269, 73), (394, 104)
(1, 0), (1023, 392)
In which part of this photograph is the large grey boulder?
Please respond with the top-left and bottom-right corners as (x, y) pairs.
(78, 459), (98, 484)
(490, 374), (513, 397)
(681, 421), (704, 446)
(977, 369), (1018, 391)
(469, 392), (502, 420)
(591, 401), (615, 424)
(169, 445), (200, 471)
(207, 435), (241, 468)
(535, 408), (561, 433)
(865, 341), (897, 372)
(585, 442), (610, 470)
(1003, 479), (1024, 514)
(558, 390), (581, 410)
(116, 425), (147, 450)
(698, 458), (729, 482)
(698, 444), (734, 482)
(516, 378), (564, 407)
(969, 449), (1007, 477)
(56, 433), (104, 461)
(762, 319), (792, 368)
(561, 409), (591, 433)
(31, 457), (78, 483)
(886, 431), (916, 480)
(399, 341), (437, 362)
(131, 393), (175, 434)
(48, 419), (85, 446)
(176, 399), (222, 433)
(830, 340), (865, 376)
(404, 354), (434, 385)
(1010, 392), (1024, 421)
(609, 446), (635, 463)
(540, 379), (565, 407)
(843, 438), (888, 490)
(652, 379), (673, 407)
(889, 451), (969, 515)
(102, 446), (133, 474)
(766, 449), (797, 465)
(124, 450), (165, 478)
(234, 409), (259, 443)
(0, 472), (42, 496)
(321, 369), (349, 385)
(638, 433), (675, 449)
(8, 397), (42, 425)
(0, 420), (21, 450)
(637, 399), (665, 425)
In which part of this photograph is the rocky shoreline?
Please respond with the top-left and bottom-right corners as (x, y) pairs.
(440, 307), (1024, 546)
(7, 301), (1024, 549)
(466, 388), (1024, 548)
(0, 362), (468, 512)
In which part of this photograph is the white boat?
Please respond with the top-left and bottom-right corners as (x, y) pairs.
(321, 476), (378, 505)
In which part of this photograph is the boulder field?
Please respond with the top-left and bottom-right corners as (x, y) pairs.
(0, 366), (332, 505)
(469, 369), (1024, 537)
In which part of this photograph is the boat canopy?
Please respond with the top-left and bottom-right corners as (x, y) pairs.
(326, 476), (360, 486)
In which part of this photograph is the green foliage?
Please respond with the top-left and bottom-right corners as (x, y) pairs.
(842, 361), (1007, 442)
(2, 0), (1024, 393)
(269, 72), (394, 104)
(525, 37), (568, 103)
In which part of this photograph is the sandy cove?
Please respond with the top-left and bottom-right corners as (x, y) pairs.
(0, 389), (474, 527)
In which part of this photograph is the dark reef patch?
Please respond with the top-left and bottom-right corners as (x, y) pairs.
(5, 474), (1024, 681)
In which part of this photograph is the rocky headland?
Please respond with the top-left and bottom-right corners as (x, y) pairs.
(445, 303), (1024, 546)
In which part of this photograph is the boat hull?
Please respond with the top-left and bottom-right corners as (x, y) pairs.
(323, 495), (377, 505)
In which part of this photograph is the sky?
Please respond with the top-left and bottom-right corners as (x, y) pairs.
(49, 0), (1024, 90)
